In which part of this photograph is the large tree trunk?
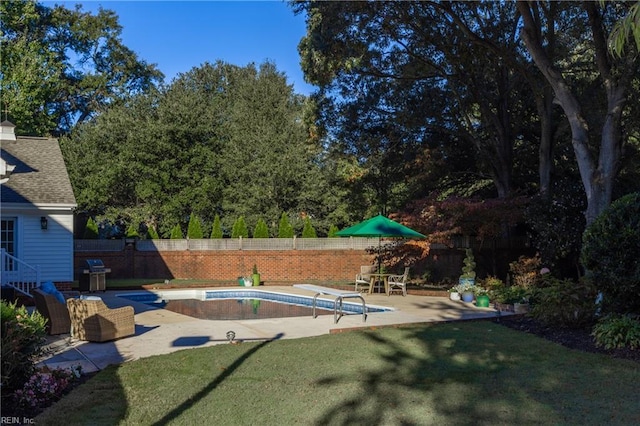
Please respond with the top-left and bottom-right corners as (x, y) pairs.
(517, 2), (629, 225)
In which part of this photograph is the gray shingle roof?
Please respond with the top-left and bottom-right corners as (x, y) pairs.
(1, 136), (77, 206)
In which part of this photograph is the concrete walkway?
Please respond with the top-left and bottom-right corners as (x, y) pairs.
(37, 286), (506, 374)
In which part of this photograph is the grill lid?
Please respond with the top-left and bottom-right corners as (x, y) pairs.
(86, 259), (106, 271)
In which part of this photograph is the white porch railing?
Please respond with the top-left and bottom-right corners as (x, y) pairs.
(1, 248), (40, 296)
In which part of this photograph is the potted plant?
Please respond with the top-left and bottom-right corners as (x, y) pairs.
(458, 282), (475, 303)
(491, 286), (529, 312)
(252, 264), (261, 286)
(448, 286), (461, 301)
(474, 286), (490, 308)
(459, 248), (476, 286)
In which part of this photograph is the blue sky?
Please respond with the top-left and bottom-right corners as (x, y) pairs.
(48, 1), (316, 95)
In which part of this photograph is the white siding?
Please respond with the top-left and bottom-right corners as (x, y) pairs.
(21, 211), (74, 282)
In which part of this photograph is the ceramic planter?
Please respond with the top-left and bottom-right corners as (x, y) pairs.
(461, 291), (474, 302)
(252, 273), (261, 286)
(449, 292), (461, 301)
(476, 294), (490, 308)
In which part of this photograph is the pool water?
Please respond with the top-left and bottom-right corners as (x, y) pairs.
(118, 289), (392, 321)
(155, 298), (330, 320)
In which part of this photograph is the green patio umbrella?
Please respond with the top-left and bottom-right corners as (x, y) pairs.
(336, 215), (426, 274)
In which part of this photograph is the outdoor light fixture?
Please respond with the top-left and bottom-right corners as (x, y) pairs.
(40, 216), (48, 230)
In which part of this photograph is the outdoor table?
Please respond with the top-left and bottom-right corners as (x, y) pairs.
(368, 273), (392, 295)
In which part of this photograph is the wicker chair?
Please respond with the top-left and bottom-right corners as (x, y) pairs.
(32, 288), (79, 335)
(66, 298), (135, 342)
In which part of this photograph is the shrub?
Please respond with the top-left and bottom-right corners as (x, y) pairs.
(83, 217), (99, 239)
(327, 224), (339, 237)
(278, 212), (294, 238)
(459, 248), (476, 280)
(592, 314), (640, 350)
(581, 192), (640, 314)
(301, 217), (317, 238)
(529, 277), (597, 328)
(482, 276), (504, 291)
(125, 224), (139, 238)
(146, 225), (159, 240)
(170, 224), (183, 239)
(1, 301), (47, 393)
(210, 215), (223, 239)
(509, 254), (543, 288)
(491, 286), (529, 304)
(253, 219), (269, 238)
(231, 216), (248, 238)
(187, 214), (203, 239)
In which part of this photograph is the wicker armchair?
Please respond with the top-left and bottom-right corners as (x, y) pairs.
(32, 288), (80, 335)
(66, 298), (135, 342)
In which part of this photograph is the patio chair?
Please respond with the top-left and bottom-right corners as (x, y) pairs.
(32, 288), (80, 335)
(66, 298), (135, 342)
(388, 267), (410, 296)
(355, 265), (376, 292)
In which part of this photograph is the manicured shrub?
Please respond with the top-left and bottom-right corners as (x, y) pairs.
(278, 212), (294, 238)
(327, 224), (339, 237)
(83, 217), (99, 239)
(581, 192), (640, 314)
(170, 224), (183, 239)
(210, 215), (223, 239)
(529, 277), (597, 328)
(146, 225), (159, 240)
(231, 216), (248, 238)
(253, 218), (269, 238)
(125, 224), (139, 238)
(301, 217), (317, 238)
(1, 301), (47, 393)
(187, 214), (203, 239)
(592, 314), (640, 350)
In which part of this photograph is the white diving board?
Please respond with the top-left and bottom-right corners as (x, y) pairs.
(293, 284), (367, 324)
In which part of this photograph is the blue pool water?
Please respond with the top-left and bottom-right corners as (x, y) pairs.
(117, 289), (392, 320)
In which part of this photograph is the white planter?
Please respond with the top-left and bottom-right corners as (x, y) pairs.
(243, 277), (253, 287)
(449, 292), (461, 301)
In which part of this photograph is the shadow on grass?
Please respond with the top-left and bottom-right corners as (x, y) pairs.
(152, 332), (284, 426)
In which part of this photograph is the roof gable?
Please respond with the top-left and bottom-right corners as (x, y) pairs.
(1, 135), (76, 206)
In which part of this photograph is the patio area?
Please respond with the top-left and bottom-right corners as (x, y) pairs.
(37, 286), (506, 374)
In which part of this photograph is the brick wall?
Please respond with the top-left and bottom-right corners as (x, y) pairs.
(75, 248), (376, 284)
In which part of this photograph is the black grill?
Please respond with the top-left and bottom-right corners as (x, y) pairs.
(80, 259), (111, 292)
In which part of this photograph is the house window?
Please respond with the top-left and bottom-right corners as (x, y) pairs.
(1, 218), (16, 270)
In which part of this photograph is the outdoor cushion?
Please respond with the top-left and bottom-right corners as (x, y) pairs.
(40, 281), (65, 304)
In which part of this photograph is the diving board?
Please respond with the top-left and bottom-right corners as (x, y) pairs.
(293, 284), (367, 324)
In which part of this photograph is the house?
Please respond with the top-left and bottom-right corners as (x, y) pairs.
(1, 121), (77, 295)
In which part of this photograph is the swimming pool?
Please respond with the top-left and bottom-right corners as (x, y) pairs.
(117, 288), (393, 321)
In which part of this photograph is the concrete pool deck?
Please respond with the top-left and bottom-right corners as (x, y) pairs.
(37, 286), (507, 374)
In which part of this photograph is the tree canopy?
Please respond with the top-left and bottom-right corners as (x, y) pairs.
(0, 0), (162, 136)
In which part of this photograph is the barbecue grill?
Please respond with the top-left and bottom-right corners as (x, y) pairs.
(80, 259), (111, 292)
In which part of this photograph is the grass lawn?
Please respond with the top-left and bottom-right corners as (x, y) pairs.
(36, 321), (639, 425)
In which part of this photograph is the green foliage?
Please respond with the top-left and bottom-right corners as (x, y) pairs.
(169, 224), (183, 239)
(529, 277), (597, 328)
(301, 217), (317, 238)
(252, 264), (259, 275)
(187, 214), (204, 239)
(1, 300), (47, 392)
(278, 212), (294, 238)
(83, 217), (99, 239)
(327, 224), (339, 237)
(0, 0), (162, 135)
(253, 219), (269, 238)
(146, 225), (159, 240)
(481, 276), (504, 291)
(592, 314), (640, 350)
(210, 215), (223, 239)
(460, 249), (476, 279)
(125, 224), (139, 238)
(581, 192), (640, 314)
(231, 216), (249, 238)
(491, 286), (530, 305)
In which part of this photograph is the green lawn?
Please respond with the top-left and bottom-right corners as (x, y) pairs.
(36, 321), (639, 425)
